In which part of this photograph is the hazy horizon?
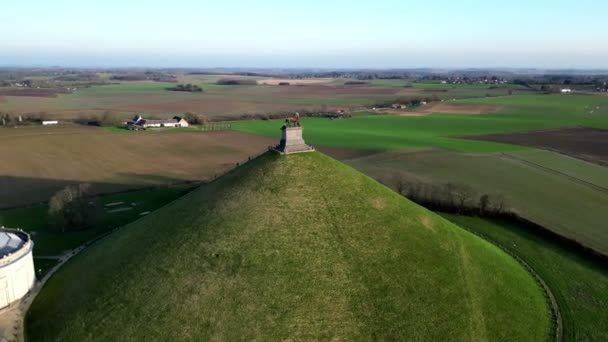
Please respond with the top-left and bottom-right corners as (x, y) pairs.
(2, 0), (607, 69)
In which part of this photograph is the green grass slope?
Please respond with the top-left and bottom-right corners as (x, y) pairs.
(26, 152), (550, 341)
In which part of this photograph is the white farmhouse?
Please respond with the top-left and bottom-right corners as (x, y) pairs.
(42, 120), (59, 125)
(127, 115), (189, 130)
(561, 88), (572, 93)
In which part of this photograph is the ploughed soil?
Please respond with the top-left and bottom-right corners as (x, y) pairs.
(377, 102), (502, 116)
(258, 78), (335, 85)
(274, 85), (399, 96)
(468, 127), (608, 165)
(0, 88), (65, 97)
(0, 127), (276, 208)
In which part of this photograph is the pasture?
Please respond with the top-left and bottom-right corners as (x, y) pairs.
(443, 215), (608, 341)
(0, 126), (273, 208)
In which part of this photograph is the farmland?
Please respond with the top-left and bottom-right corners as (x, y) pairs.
(235, 94), (608, 256)
(346, 149), (608, 256)
(0, 126), (274, 208)
(470, 127), (608, 165)
(0, 73), (532, 119)
(234, 95), (608, 151)
(1, 78), (607, 341)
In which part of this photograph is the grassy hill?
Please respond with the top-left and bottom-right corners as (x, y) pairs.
(26, 152), (550, 341)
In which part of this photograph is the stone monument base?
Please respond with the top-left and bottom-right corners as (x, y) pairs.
(273, 126), (315, 154)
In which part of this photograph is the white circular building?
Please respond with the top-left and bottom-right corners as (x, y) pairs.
(0, 228), (35, 309)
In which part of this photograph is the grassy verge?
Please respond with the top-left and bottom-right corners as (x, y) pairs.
(442, 214), (608, 341)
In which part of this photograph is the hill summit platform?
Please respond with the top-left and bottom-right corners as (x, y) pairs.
(274, 126), (315, 154)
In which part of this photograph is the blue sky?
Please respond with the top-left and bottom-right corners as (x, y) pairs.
(1, 0), (607, 68)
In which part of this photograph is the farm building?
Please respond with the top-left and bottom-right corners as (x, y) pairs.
(561, 88), (572, 93)
(41, 121), (58, 126)
(0, 228), (35, 310)
(127, 115), (189, 130)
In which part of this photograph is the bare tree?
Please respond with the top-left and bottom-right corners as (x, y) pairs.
(479, 194), (491, 214)
(453, 183), (476, 212)
(493, 193), (509, 214)
(443, 182), (457, 207)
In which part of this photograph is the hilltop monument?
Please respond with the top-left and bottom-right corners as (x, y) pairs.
(274, 113), (315, 154)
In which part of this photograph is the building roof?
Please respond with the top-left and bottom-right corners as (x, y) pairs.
(129, 116), (186, 126)
(0, 231), (26, 257)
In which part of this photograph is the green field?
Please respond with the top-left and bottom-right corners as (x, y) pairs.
(508, 149), (608, 189)
(234, 95), (608, 151)
(347, 149), (608, 255)
(443, 215), (608, 341)
(26, 152), (549, 341)
(235, 94), (608, 256)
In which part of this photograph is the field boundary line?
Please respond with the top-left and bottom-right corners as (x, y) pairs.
(502, 153), (608, 195)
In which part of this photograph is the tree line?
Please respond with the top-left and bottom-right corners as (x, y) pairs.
(382, 176), (509, 216)
(168, 84), (203, 92)
(216, 79), (257, 85)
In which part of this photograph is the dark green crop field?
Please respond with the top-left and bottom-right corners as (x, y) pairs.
(234, 95), (608, 151)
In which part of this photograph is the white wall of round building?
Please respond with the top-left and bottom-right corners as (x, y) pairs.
(0, 239), (35, 309)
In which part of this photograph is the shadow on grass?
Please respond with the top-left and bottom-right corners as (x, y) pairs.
(0, 175), (198, 257)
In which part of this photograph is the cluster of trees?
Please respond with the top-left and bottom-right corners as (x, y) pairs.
(48, 184), (98, 232)
(540, 85), (566, 94)
(387, 177), (509, 216)
(205, 108), (352, 123)
(0, 112), (54, 126)
(1, 113), (17, 126)
(374, 95), (440, 108)
(97, 111), (123, 126)
(344, 81), (369, 85)
(216, 79), (257, 85)
(182, 112), (209, 125)
(168, 84), (203, 92)
(110, 72), (177, 82)
(77, 111), (123, 127)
